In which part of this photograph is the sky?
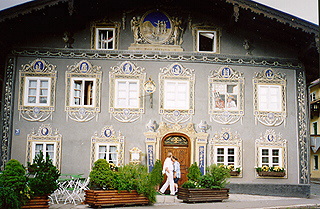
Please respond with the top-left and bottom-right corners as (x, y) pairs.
(0, 0), (318, 25)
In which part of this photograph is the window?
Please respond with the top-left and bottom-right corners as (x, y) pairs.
(313, 122), (318, 135)
(33, 142), (56, 164)
(97, 144), (118, 165)
(95, 28), (115, 50)
(314, 155), (319, 170)
(211, 83), (239, 110)
(216, 146), (237, 166)
(259, 147), (282, 167)
(24, 77), (51, 106)
(258, 85), (281, 112)
(115, 79), (139, 108)
(310, 92), (316, 101)
(71, 78), (95, 106)
(197, 30), (217, 53)
(164, 80), (189, 110)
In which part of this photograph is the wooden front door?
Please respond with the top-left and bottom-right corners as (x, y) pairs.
(161, 134), (190, 186)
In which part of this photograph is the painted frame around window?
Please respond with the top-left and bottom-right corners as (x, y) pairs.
(19, 59), (57, 121)
(192, 26), (221, 54)
(65, 60), (102, 122)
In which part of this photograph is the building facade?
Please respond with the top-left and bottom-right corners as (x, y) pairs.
(0, 0), (319, 197)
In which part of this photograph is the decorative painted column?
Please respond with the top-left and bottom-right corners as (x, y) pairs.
(1, 56), (16, 170)
(195, 132), (209, 174)
(144, 120), (158, 172)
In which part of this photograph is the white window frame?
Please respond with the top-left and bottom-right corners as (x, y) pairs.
(314, 155), (319, 170)
(310, 91), (316, 101)
(257, 84), (282, 112)
(197, 30), (218, 53)
(215, 146), (238, 166)
(258, 147), (283, 168)
(114, 79), (139, 109)
(24, 77), (51, 106)
(163, 79), (190, 110)
(32, 142), (57, 165)
(95, 143), (119, 165)
(70, 77), (96, 107)
(95, 27), (116, 50)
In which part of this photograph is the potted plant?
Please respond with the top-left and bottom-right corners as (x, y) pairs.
(221, 164), (241, 176)
(85, 159), (156, 207)
(22, 151), (60, 208)
(178, 163), (230, 203)
(150, 159), (164, 192)
(255, 166), (286, 177)
(0, 159), (28, 209)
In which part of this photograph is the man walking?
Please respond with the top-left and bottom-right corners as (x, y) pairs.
(160, 152), (175, 195)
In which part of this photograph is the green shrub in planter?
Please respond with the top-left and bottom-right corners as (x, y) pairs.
(199, 164), (230, 189)
(150, 159), (163, 189)
(182, 162), (202, 188)
(27, 151), (60, 196)
(89, 159), (118, 190)
(0, 159), (28, 209)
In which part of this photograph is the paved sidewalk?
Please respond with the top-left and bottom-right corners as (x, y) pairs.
(50, 193), (320, 209)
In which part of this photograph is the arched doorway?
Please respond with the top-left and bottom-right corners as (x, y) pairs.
(161, 133), (190, 186)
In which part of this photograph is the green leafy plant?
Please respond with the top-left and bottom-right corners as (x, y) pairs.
(255, 165), (285, 172)
(182, 163), (230, 189)
(0, 159), (28, 209)
(27, 151), (60, 196)
(199, 164), (230, 189)
(89, 159), (156, 203)
(150, 159), (163, 189)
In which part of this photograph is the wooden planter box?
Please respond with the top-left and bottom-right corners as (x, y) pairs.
(257, 171), (286, 177)
(84, 190), (149, 208)
(21, 195), (49, 209)
(177, 188), (229, 203)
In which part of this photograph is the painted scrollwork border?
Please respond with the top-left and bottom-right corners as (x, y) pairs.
(253, 68), (287, 126)
(1, 57), (16, 170)
(109, 61), (146, 123)
(209, 66), (244, 124)
(255, 129), (287, 178)
(209, 128), (243, 177)
(65, 60), (102, 122)
(159, 63), (195, 124)
(296, 71), (309, 184)
(26, 124), (62, 170)
(90, 125), (125, 168)
(18, 59), (57, 122)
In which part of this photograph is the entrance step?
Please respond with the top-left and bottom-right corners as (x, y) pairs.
(156, 195), (182, 204)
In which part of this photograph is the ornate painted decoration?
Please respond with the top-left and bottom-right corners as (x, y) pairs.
(65, 60), (102, 122)
(209, 128), (242, 177)
(129, 10), (184, 51)
(109, 61), (146, 123)
(209, 66), (244, 124)
(26, 124), (62, 170)
(129, 147), (142, 164)
(163, 136), (188, 145)
(255, 129), (287, 178)
(90, 126), (125, 168)
(159, 63), (195, 124)
(296, 71), (309, 184)
(18, 59), (57, 122)
(253, 68), (286, 126)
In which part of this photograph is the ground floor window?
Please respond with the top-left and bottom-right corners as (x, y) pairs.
(215, 146), (237, 166)
(97, 144), (118, 165)
(259, 147), (282, 167)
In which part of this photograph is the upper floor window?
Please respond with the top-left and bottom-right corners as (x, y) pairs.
(193, 26), (221, 53)
(253, 69), (286, 126)
(115, 79), (139, 108)
(109, 61), (146, 123)
(71, 78), (95, 106)
(91, 20), (120, 50)
(310, 92), (316, 101)
(65, 60), (102, 122)
(24, 77), (51, 106)
(159, 63), (195, 124)
(19, 59), (57, 121)
(164, 80), (189, 110)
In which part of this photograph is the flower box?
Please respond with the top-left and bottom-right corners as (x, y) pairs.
(230, 171), (240, 176)
(177, 188), (229, 203)
(257, 171), (285, 177)
(84, 190), (149, 207)
(21, 195), (49, 209)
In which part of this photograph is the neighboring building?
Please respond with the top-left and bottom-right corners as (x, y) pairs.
(310, 79), (320, 179)
(0, 0), (319, 197)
